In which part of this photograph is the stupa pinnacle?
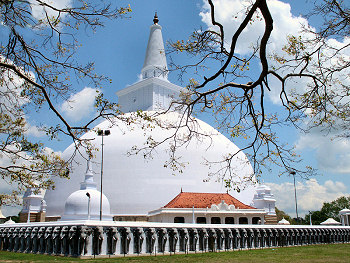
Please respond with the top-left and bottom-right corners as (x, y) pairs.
(141, 13), (168, 80)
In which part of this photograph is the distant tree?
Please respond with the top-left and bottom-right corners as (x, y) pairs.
(320, 196), (350, 219)
(305, 196), (349, 224)
(305, 210), (328, 225)
(0, 1), (131, 204)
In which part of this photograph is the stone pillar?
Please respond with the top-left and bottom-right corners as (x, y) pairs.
(127, 228), (136, 254)
(101, 227), (108, 255)
(254, 229), (261, 248)
(198, 228), (207, 252)
(106, 227), (118, 255)
(52, 226), (61, 255)
(295, 229), (300, 245)
(92, 226), (104, 256)
(285, 229), (290, 246)
(2, 228), (9, 251)
(247, 228), (254, 248)
(260, 229), (267, 248)
(145, 228), (156, 254)
(18, 227), (25, 252)
(44, 227), (53, 254)
(223, 229), (232, 250)
(240, 229), (247, 249)
(24, 227), (32, 253)
(140, 229), (147, 254)
(156, 228), (167, 254)
(78, 226), (92, 256)
(59, 226), (69, 256)
(68, 226), (79, 256)
(188, 228), (198, 252)
(207, 229), (217, 252)
(13, 228), (19, 252)
(216, 229), (224, 251)
(279, 229), (285, 246)
(167, 228), (178, 253)
(266, 229), (272, 247)
(232, 229), (240, 249)
(131, 228), (143, 254)
(178, 228), (189, 252)
(37, 227), (46, 254)
(120, 227), (132, 255)
(7, 228), (14, 251)
(0, 228), (3, 251)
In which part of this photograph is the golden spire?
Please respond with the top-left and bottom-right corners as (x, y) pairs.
(153, 12), (159, 24)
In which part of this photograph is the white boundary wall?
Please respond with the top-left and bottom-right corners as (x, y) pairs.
(0, 221), (349, 258)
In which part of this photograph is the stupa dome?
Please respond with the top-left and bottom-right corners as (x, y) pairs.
(60, 159), (113, 221)
(61, 189), (111, 221)
(44, 15), (257, 219)
(45, 111), (256, 218)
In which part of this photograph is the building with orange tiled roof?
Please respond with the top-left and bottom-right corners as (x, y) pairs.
(148, 191), (272, 225)
(163, 192), (255, 209)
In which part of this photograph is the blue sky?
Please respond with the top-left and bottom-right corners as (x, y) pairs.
(2, 0), (350, 217)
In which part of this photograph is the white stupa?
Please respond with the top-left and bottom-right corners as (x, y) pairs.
(44, 14), (257, 220)
(61, 159), (113, 221)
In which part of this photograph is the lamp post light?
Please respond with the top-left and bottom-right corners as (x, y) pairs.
(97, 129), (111, 221)
(290, 171), (299, 221)
(86, 192), (91, 220)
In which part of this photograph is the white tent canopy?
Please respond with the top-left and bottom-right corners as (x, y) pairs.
(320, 218), (341, 225)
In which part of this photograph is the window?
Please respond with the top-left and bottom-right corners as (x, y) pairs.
(211, 217), (221, 224)
(174, 217), (185, 223)
(196, 217), (206, 224)
(252, 217), (261, 224)
(239, 217), (248, 224)
(225, 217), (235, 224)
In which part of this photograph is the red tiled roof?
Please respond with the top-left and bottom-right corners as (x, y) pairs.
(163, 192), (255, 209)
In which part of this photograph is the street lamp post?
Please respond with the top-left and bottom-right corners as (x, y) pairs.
(97, 129), (111, 221)
(86, 192), (91, 220)
(309, 211), (312, 225)
(290, 171), (299, 220)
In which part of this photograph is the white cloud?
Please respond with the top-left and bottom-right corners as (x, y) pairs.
(24, 123), (45, 137)
(199, 0), (350, 104)
(200, 0), (310, 55)
(296, 129), (350, 174)
(61, 87), (98, 122)
(267, 179), (348, 217)
(29, 0), (73, 21)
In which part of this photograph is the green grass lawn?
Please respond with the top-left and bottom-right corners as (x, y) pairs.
(0, 244), (349, 263)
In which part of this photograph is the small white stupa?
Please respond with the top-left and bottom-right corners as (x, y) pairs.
(61, 159), (113, 221)
(278, 218), (290, 225)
